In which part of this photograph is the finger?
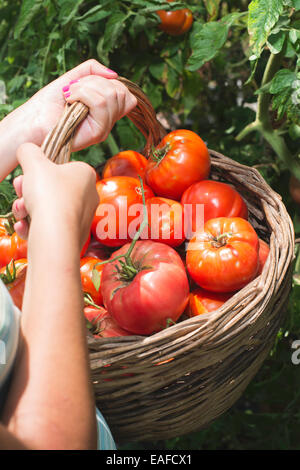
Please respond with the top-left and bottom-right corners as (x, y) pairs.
(16, 143), (49, 174)
(12, 197), (28, 221)
(13, 175), (23, 198)
(14, 219), (29, 240)
(59, 59), (118, 89)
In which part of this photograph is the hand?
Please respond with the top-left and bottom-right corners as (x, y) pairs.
(0, 60), (137, 180)
(62, 75), (138, 150)
(12, 143), (99, 247)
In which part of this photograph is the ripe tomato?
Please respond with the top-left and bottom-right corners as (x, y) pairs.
(0, 217), (27, 268)
(0, 258), (27, 310)
(84, 306), (130, 338)
(84, 238), (110, 260)
(91, 176), (154, 247)
(145, 129), (210, 201)
(80, 257), (105, 306)
(187, 287), (232, 317)
(181, 180), (248, 237)
(157, 1), (193, 36)
(186, 217), (259, 293)
(102, 151), (148, 181)
(257, 238), (270, 275)
(140, 196), (185, 247)
(101, 240), (190, 335)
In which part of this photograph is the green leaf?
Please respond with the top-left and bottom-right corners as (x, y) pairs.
(103, 12), (126, 53)
(14, 0), (43, 39)
(187, 13), (243, 71)
(92, 268), (101, 292)
(267, 30), (286, 54)
(0, 180), (16, 214)
(166, 66), (180, 98)
(149, 62), (165, 81)
(58, 0), (86, 25)
(269, 69), (297, 93)
(248, 0), (285, 59)
(292, 0), (300, 9)
(187, 21), (228, 71)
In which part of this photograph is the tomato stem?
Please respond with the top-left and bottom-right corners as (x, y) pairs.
(150, 143), (171, 164)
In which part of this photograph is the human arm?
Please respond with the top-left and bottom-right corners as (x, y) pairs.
(0, 59), (136, 181)
(1, 144), (100, 450)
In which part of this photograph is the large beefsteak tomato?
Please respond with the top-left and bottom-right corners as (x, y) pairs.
(186, 217), (259, 293)
(145, 129), (210, 201)
(101, 240), (190, 335)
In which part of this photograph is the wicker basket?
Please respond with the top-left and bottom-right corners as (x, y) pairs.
(42, 77), (295, 444)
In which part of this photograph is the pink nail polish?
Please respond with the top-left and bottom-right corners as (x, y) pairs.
(64, 92), (71, 98)
(69, 79), (79, 85)
(62, 85), (69, 93)
(106, 67), (117, 74)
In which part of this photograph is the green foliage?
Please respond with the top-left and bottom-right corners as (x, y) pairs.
(0, 0), (299, 450)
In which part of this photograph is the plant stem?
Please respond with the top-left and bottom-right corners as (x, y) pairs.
(105, 133), (120, 156)
(236, 44), (300, 179)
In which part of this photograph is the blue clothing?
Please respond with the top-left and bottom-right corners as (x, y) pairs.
(0, 279), (116, 450)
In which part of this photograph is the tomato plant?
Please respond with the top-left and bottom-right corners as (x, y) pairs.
(181, 180), (248, 236)
(140, 196), (185, 247)
(102, 150), (148, 181)
(101, 240), (190, 335)
(0, 258), (27, 310)
(186, 217), (259, 293)
(91, 176), (154, 247)
(0, 217), (27, 268)
(156, 1), (193, 36)
(80, 256), (104, 306)
(187, 287), (232, 317)
(145, 130), (210, 201)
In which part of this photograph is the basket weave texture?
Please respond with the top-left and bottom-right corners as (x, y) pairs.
(43, 78), (295, 444)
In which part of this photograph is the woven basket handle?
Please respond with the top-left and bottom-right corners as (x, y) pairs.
(41, 77), (166, 164)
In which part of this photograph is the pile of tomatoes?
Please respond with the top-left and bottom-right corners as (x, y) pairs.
(0, 129), (270, 339)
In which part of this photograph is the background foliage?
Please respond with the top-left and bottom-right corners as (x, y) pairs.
(0, 0), (299, 450)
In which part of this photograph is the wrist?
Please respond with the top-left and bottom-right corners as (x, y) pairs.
(28, 210), (82, 259)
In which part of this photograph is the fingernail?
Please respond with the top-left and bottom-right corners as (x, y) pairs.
(62, 85), (69, 93)
(106, 67), (117, 74)
(64, 92), (71, 98)
(69, 79), (79, 85)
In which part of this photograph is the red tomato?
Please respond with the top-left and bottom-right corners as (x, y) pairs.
(145, 129), (210, 201)
(102, 151), (148, 181)
(181, 180), (248, 237)
(91, 176), (154, 247)
(187, 287), (232, 317)
(0, 258), (27, 310)
(157, 1), (193, 36)
(84, 306), (130, 338)
(84, 238), (110, 260)
(0, 218), (27, 268)
(140, 196), (185, 247)
(80, 257), (105, 306)
(186, 217), (259, 293)
(257, 238), (270, 275)
(101, 241), (190, 335)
